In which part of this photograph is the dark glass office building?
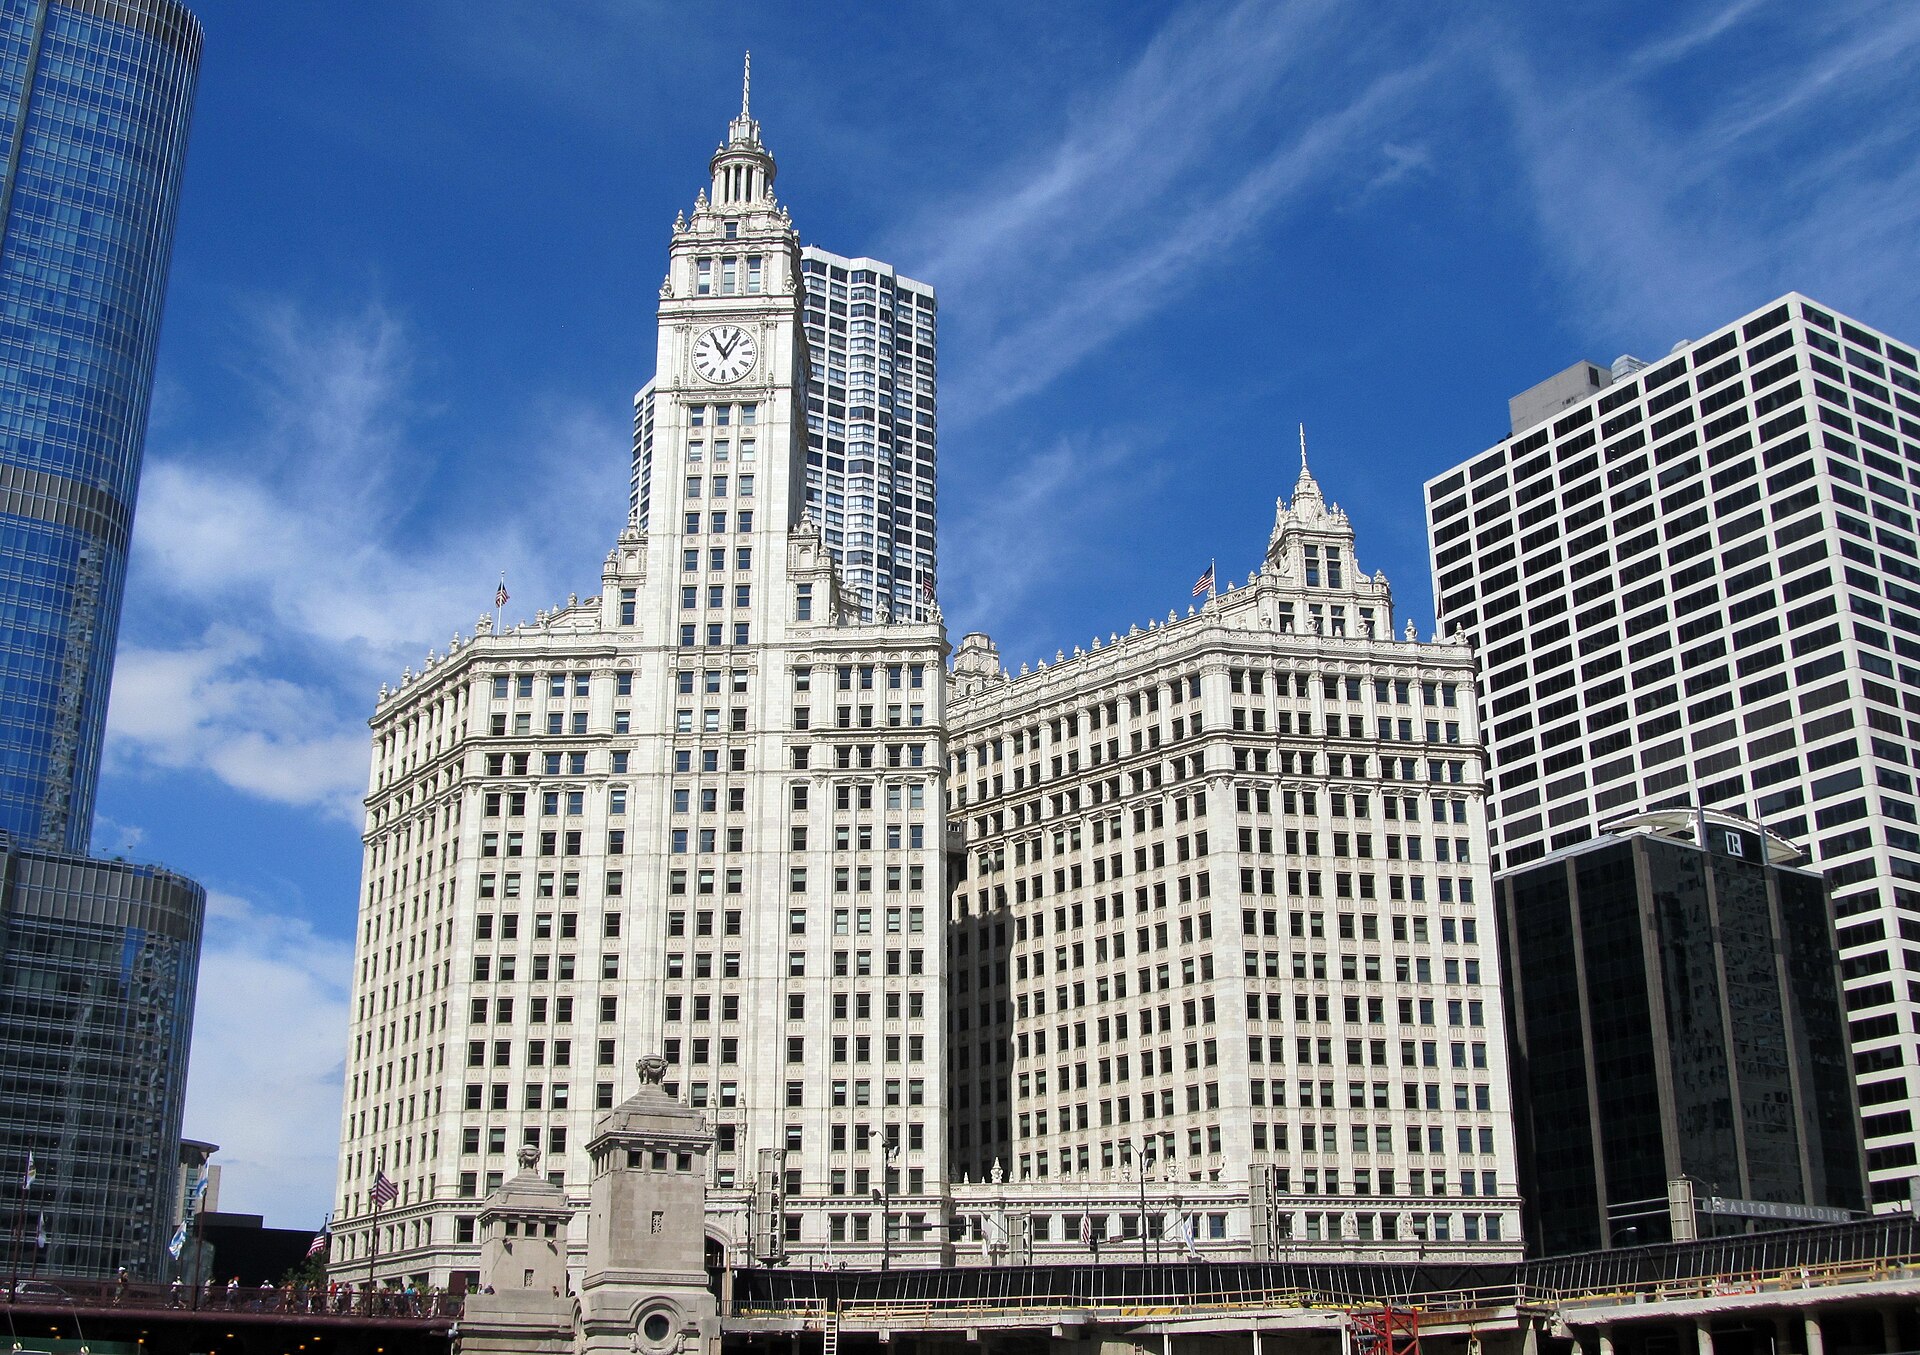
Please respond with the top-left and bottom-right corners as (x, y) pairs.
(0, 843), (204, 1277)
(1495, 810), (1865, 1256)
(0, 0), (202, 853)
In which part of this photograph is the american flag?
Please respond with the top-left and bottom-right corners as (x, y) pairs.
(494, 577), (509, 609)
(307, 1228), (330, 1259)
(1191, 562), (1214, 597)
(921, 576), (934, 603)
(370, 1171), (398, 1207)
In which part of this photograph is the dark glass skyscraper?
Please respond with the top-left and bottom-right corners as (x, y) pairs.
(0, 843), (204, 1277)
(1495, 810), (1865, 1257)
(0, 0), (202, 853)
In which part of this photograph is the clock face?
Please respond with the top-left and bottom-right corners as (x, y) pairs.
(692, 325), (757, 384)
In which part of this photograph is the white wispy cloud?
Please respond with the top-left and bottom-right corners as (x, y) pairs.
(1490, 3), (1920, 345)
(109, 627), (371, 820)
(940, 432), (1159, 662)
(896, 1), (1455, 422)
(1362, 142), (1433, 197)
(183, 890), (354, 1226)
(90, 812), (145, 856)
(107, 298), (628, 814)
(1622, 0), (1768, 75)
(940, 55), (1447, 423)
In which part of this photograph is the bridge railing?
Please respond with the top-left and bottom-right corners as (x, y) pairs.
(4, 1280), (463, 1321)
(1521, 1216), (1920, 1308)
(728, 1262), (1526, 1324)
(727, 1217), (1920, 1326)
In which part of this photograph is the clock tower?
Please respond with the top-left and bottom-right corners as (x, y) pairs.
(604, 61), (952, 1266)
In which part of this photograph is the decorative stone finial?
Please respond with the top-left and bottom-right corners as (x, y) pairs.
(637, 1053), (669, 1085)
(517, 1144), (540, 1171)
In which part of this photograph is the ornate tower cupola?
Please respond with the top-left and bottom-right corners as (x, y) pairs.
(709, 53), (776, 211)
(1262, 425), (1395, 638)
(1266, 426), (1354, 565)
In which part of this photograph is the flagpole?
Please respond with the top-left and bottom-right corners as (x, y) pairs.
(8, 1152), (31, 1304)
(367, 1194), (381, 1308)
(1209, 558), (1217, 599)
(188, 1164), (207, 1305)
(494, 572), (505, 634)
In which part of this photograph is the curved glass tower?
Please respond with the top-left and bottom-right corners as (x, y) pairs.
(0, 0), (202, 852)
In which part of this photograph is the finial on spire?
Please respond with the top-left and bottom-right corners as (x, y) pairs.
(741, 51), (751, 119)
(1291, 422), (1324, 508)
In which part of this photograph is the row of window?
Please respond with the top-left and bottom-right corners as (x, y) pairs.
(682, 509), (755, 534)
(483, 751), (615, 775)
(683, 473), (756, 498)
(490, 671), (607, 700)
(683, 545), (752, 572)
(692, 254), (763, 296)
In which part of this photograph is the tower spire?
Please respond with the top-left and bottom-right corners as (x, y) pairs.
(710, 54), (774, 208)
(1292, 422), (1324, 511)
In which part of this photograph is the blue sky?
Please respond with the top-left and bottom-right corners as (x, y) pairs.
(93, 0), (1920, 1226)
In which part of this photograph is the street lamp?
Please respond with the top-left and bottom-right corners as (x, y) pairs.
(875, 1139), (899, 1271)
(1134, 1138), (1155, 1264)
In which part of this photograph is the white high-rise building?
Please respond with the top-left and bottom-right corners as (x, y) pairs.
(798, 247), (937, 625)
(945, 456), (1524, 1259)
(1425, 293), (1920, 1211)
(334, 77), (950, 1287)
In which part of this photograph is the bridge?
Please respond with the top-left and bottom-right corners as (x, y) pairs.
(3, 1216), (1915, 1355)
(722, 1217), (1920, 1355)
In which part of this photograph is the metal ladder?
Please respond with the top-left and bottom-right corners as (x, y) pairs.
(823, 1303), (840, 1355)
